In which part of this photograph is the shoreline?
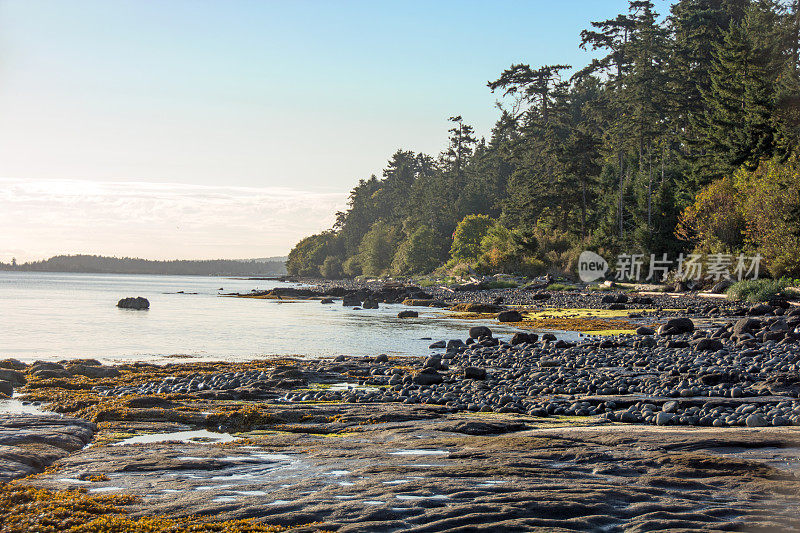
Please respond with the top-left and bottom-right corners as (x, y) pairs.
(1, 288), (799, 531)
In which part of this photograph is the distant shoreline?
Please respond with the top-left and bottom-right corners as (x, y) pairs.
(0, 269), (288, 278)
(0, 254), (287, 277)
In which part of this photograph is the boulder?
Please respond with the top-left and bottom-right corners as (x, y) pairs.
(639, 336), (657, 347)
(446, 339), (466, 350)
(429, 340), (446, 349)
(658, 318), (695, 336)
(511, 332), (538, 345)
(463, 366), (487, 380)
(662, 401), (679, 413)
(0, 359), (26, 371)
(694, 338), (724, 352)
(656, 412), (674, 426)
(30, 362), (64, 372)
(67, 364), (120, 379)
(320, 298), (334, 304)
(469, 326), (493, 339)
(711, 279), (733, 294)
(117, 297), (149, 310)
(423, 356), (442, 370)
(748, 304), (773, 316)
(342, 295), (361, 307)
(31, 368), (71, 379)
(361, 299), (379, 309)
(0, 369), (26, 387)
(635, 326), (655, 336)
(0, 380), (13, 397)
(374, 354), (389, 364)
(397, 310), (419, 318)
(734, 318), (761, 337)
(497, 310), (523, 322)
(412, 369), (443, 386)
(745, 414), (768, 427)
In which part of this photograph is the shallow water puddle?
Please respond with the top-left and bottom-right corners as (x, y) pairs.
(195, 484), (235, 491)
(114, 429), (237, 446)
(323, 382), (380, 392)
(89, 487), (124, 493)
(477, 480), (508, 488)
(0, 398), (55, 416)
(57, 478), (91, 484)
(389, 449), (449, 456)
(396, 494), (449, 501)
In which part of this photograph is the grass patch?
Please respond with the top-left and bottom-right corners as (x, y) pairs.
(545, 283), (579, 291)
(725, 278), (800, 303)
(485, 280), (519, 289)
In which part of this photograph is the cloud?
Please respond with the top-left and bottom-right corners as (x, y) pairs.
(0, 178), (346, 262)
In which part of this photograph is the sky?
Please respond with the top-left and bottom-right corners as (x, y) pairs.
(0, 0), (671, 262)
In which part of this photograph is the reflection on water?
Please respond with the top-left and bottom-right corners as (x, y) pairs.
(0, 272), (570, 362)
(113, 429), (237, 446)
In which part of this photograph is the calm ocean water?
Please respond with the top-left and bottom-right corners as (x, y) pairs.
(0, 271), (536, 363)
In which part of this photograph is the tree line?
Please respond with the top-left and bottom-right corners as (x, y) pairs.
(1, 255), (287, 276)
(289, 0), (800, 280)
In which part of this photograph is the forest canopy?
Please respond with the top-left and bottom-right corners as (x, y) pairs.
(289, 0), (800, 280)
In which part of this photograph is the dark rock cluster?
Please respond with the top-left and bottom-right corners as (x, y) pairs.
(117, 296), (150, 310)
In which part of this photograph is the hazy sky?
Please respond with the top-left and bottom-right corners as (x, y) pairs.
(0, 0), (670, 262)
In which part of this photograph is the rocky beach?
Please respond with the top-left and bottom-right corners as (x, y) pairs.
(1, 283), (800, 532)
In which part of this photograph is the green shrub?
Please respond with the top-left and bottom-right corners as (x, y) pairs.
(677, 158), (800, 278)
(735, 159), (800, 278)
(517, 257), (547, 277)
(390, 225), (444, 275)
(286, 232), (336, 277)
(450, 214), (495, 262)
(356, 221), (403, 276)
(320, 255), (343, 279)
(725, 278), (798, 302)
(342, 256), (362, 277)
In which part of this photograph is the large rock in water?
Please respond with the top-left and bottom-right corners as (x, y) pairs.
(117, 296), (150, 310)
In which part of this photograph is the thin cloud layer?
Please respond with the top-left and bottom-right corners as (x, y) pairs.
(0, 178), (346, 262)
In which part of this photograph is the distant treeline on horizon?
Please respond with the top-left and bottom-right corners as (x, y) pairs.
(0, 254), (288, 276)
